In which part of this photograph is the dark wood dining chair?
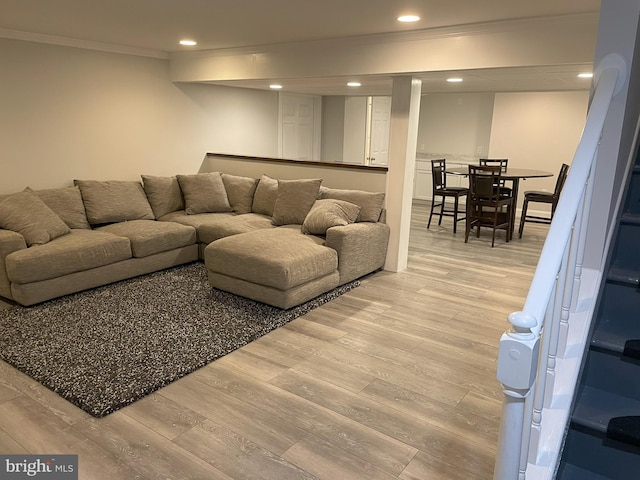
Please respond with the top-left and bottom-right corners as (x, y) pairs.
(479, 158), (512, 197)
(465, 164), (514, 247)
(427, 159), (468, 233)
(518, 163), (570, 238)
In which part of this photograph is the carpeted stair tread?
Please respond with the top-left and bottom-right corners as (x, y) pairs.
(623, 339), (640, 360)
(607, 416), (640, 447)
(0, 263), (359, 417)
(572, 386), (640, 434)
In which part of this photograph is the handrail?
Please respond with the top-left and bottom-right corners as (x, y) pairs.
(493, 54), (627, 480)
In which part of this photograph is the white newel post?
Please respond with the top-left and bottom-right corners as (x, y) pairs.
(494, 312), (541, 480)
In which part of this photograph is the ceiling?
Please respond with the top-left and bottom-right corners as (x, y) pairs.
(0, 0), (601, 95)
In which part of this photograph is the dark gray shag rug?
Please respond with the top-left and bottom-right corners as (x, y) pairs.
(0, 262), (358, 417)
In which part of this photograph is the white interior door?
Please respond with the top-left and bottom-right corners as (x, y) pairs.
(368, 96), (391, 165)
(279, 93), (321, 160)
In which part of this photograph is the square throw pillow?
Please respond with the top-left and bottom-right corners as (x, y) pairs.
(272, 178), (322, 226)
(74, 179), (155, 225)
(141, 175), (185, 219)
(222, 174), (258, 214)
(0, 189), (70, 246)
(33, 186), (91, 229)
(301, 199), (361, 235)
(251, 174), (279, 216)
(318, 187), (385, 222)
(176, 172), (233, 215)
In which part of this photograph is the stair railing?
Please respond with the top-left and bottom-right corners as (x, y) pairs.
(493, 53), (628, 480)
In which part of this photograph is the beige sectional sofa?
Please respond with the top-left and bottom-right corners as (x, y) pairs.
(0, 172), (390, 309)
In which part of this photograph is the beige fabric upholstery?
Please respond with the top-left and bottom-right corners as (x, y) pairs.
(197, 213), (275, 244)
(158, 210), (235, 242)
(272, 178), (322, 226)
(141, 175), (184, 218)
(6, 229), (131, 284)
(207, 270), (339, 310)
(302, 199), (361, 235)
(97, 220), (196, 258)
(0, 229), (26, 299)
(74, 180), (154, 225)
(251, 174), (278, 216)
(34, 186), (91, 229)
(0, 190), (70, 246)
(222, 174), (258, 214)
(204, 228), (337, 291)
(177, 172), (232, 214)
(319, 187), (385, 222)
(325, 222), (390, 284)
(10, 245), (198, 306)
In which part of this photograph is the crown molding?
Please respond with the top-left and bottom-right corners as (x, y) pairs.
(0, 28), (169, 59)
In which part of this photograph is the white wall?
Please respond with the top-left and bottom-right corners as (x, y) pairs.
(417, 92), (495, 158)
(320, 96), (345, 162)
(342, 96), (367, 164)
(488, 91), (590, 208)
(0, 38), (279, 194)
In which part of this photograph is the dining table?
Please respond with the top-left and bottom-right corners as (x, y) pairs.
(446, 166), (553, 237)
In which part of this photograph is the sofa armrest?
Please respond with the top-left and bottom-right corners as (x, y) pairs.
(0, 229), (27, 300)
(325, 222), (390, 285)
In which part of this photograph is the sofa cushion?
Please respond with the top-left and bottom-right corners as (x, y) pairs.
(0, 190), (71, 246)
(34, 186), (91, 229)
(5, 229), (132, 284)
(318, 187), (385, 222)
(302, 199), (361, 235)
(157, 210), (235, 242)
(74, 179), (155, 225)
(198, 213), (275, 243)
(251, 174), (278, 216)
(205, 228), (337, 290)
(141, 175), (184, 219)
(97, 220), (196, 258)
(177, 172), (232, 215)
(222, 174), (258, 214)
(272, 178), (322, 226)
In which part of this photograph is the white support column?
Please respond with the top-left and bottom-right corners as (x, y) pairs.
(384, 76), (422, 272)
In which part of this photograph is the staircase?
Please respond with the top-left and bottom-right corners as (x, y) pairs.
(556, 160), (640, 478)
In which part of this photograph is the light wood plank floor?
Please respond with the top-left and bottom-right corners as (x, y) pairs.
(0, 203), (549, 479)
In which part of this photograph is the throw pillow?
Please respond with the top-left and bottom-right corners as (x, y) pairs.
(176, 172), (233, 215)
(251, 174), (278, 216)
(301, 199), (361, 235)
(272, 178), (322, 226)
(318, 187), (385, 222)
(74, 179), (155, 225)
(141, 175), (184, 219)
(33, 186), (91, 229)
(0, 189), (71, 246)
(222, 174), (258, 214)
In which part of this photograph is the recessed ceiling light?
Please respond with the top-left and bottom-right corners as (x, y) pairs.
(269, 84), (283, 90)
(179, 39), (197, 46)
(398, 15), (420, 23)
(578, 72), (594, 78)
(447, 77), (464, 83)
(347, 81), (362, 87)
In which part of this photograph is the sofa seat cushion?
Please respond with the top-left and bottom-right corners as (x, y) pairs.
(198, 213), (275, 243)
(97, 220), (196, 258)
(6, 230), (132, 284)
(204, 228), (337, 291)
(157, 211), (236, 242)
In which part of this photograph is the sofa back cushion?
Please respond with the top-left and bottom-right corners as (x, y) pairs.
(0, 189), (71, 246)
(74, 179), (155, 225)
(34, 186), (91, 230)
(301, 199), (361, 235)
(221, 174), (258, 214)
(318, 187), (385, 222)
(141, 175), (184, 219)
(251, 174), (278, 216)
(176, 172), (233, 215)
(272, 178), (322, 226)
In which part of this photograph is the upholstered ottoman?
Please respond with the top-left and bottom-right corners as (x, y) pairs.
(203, 227), (340, 309)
